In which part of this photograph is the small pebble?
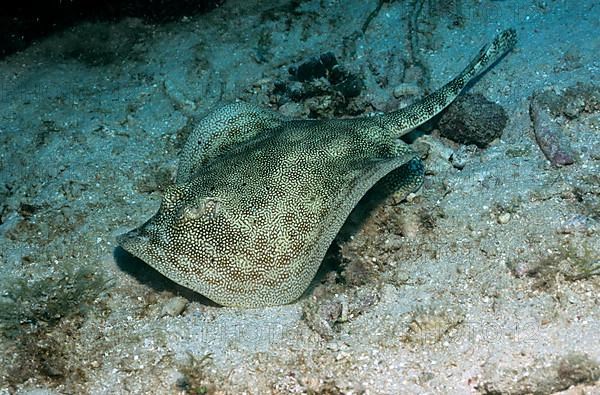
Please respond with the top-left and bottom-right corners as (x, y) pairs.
(397, 212), (420, 238)
(161, 296), (188, 317)
(451, 144), (477, 170)
(497, 212), (511, 224)
(510, 260), (530, 277)
(395, 270), (410, 284)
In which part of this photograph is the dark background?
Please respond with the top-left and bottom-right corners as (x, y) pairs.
(1, 0), (225, 59)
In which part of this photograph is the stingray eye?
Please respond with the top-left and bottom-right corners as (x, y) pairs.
(180, 197), (222, 223)
(182, 206), (203, 221)
(200, 197), (221, 217)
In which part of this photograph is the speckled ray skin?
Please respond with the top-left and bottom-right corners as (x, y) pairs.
(117, 29), (516, 308)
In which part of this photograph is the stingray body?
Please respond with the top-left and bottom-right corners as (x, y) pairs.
(118, 29), (516, 307)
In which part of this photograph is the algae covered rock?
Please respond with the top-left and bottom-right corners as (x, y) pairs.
(438, 93), (508, 147)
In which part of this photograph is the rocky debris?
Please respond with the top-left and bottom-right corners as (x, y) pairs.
(529, 84), (600, 166)
(288, 52), (338, 82)
(450, 144), (478, 170)
(303, 286), (379, 340)
(531, 83), (600, 119)
(272, 52), (365, 117)
(479, 353), (600, 395)
(160, 296), (188, 317)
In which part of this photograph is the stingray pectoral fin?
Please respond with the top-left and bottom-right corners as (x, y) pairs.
(376, 28), (517, 138)
(177, 102), (284, 184)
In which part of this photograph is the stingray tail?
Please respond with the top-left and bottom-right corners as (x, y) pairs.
(377, 28), (517, 137)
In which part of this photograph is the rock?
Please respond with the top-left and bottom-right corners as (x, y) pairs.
(450, 144), (477, 169)
(437, 93), (508, 147)
(331, 70), (363, 98)
(161, 296), (188, 317)
(530, 92), (576, 166)
(289, 52), (337, 82)
(497, 212), (511, 224)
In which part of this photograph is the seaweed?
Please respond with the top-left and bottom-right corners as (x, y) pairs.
(479, 352), (599, 394)
(514, 240), (600, 290)
(176, 353), (217, 395)
(0, 266), (109, 337)
(0, 263), (110, 388)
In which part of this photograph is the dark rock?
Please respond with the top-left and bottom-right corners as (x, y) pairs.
(330, 65), (364, 98)
(437, 93), (508, 147)
(289, 52), (338, 82)
(329, 64), (348, 84)
(277, 52), (364, 116)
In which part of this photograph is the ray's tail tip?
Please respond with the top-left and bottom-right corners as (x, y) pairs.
(497, 28), (517, 51)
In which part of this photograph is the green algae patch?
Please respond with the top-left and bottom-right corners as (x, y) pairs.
(0, 264), (110, 388)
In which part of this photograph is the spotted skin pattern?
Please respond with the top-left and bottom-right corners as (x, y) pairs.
(118, 29), (516, 307)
